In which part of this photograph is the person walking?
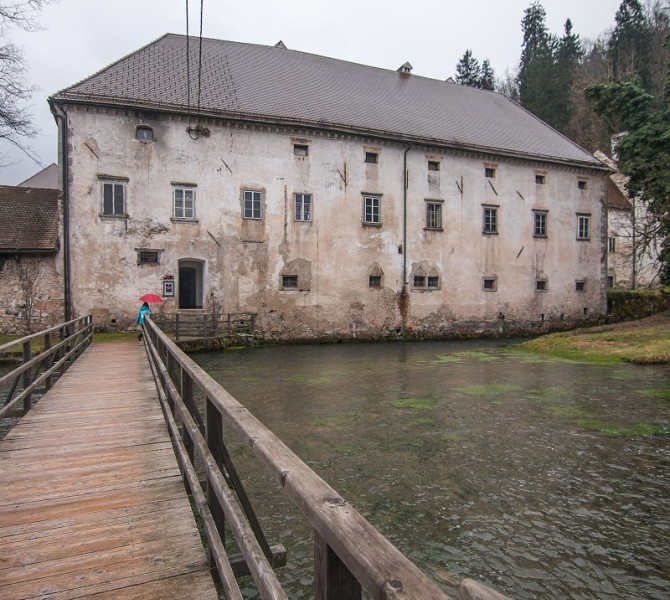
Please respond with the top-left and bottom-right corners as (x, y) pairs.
(136, 301), (151, 340)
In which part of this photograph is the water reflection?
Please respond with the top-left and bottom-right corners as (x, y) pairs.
(193, 339), (670, 600)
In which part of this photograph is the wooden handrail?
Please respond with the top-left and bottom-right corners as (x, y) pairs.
(0, 315), (93, 422)
(143, 317), (515, 600)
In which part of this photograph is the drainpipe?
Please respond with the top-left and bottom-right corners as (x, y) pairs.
(400, 145), (411, 333)
(50, 101), (72, 322)
(402, 145), (411, 288)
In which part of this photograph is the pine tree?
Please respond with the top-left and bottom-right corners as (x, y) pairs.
(479, 59), (495, 91)
(517, 2), (558, 125)
(455, 50), (481, 87)
(608, 0), (652, 89)
(553, 19), (584, 131)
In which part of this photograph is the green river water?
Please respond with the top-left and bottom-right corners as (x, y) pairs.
(191, 339), (670, 600)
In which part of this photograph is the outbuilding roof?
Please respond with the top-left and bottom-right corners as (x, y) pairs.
(51, 34), (603, 169)
(0, 186), (60, 253)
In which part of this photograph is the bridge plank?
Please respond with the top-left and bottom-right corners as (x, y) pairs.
(0, 341), (218, 600)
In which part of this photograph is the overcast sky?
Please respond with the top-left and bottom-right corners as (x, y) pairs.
(0, 0), (623, 186)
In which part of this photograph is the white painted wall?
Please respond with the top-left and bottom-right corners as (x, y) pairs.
(64, 107), (607, 338)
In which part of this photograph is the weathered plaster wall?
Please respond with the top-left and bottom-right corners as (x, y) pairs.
(64, 107), (607, 338)
(0, 255), (64, 334)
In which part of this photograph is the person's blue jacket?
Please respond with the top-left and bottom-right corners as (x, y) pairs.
(136, 304), (151, 324)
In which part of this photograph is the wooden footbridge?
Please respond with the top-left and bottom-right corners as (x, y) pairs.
(0, 317), (512, 600)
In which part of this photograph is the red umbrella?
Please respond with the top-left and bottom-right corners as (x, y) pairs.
(139, 294), (163, 303)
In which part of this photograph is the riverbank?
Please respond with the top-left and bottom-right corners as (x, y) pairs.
(516, 311), (670, 364)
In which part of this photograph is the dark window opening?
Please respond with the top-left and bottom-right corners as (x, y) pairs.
(485, 167), (496, 178)
(294, 144), (309, 157)
(413, 275), (426, 288)
(536, 279), (548, 291)
(428, 160), (440, 171)
(282, 275), (298, 289)
(578, 180), (588, 190)
(137, 250), (159, 265)
(483, 277), (497, 291)
(369, 275), (381, 288)
(102, 182), (125, 216)
(365, 152), (378, 164)
(427, 276), (439, 289)
(535, 174), (545, 184)
(136, 126), (154, 141)
(576, 280), (586, 292)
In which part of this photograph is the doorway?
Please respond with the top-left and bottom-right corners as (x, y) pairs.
(178, 259), (204, 309)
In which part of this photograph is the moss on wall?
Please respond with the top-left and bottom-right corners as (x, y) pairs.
(607, 288), (670, 322)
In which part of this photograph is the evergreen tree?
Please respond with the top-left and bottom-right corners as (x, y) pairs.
(608, 0), (652, 88)
(479, 59), (495, 91)
(586, 42), (670, 284)
(517, 2), (558, 125)
(553, 19), (584, 131)
(455, 50), (481, 87)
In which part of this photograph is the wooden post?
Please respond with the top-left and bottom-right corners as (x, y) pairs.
(206, 397), (227, 573)
(182, 369), (195, 470)
(22, 340), (32, 412)
(175, 313), (180, 340)
(314, 530), (361, 600)
(44, 332), (53, 391)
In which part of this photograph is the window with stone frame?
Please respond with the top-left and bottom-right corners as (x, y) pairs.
(244, 190), (263, 220)
(172, 185), (196, 220)
(295, 193), (312, 222)
(425, 200), (443, 230)
(100, 179), (126, 216)
(577, 214), (590, 240)
(533, 210), (548, 237)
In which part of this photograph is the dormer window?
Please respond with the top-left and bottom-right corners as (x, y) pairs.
(136, 125), (154, 141)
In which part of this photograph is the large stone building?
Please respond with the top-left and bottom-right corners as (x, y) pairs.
(48, 34), (609, 340)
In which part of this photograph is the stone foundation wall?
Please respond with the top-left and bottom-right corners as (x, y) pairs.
(0, 255), (64, 335)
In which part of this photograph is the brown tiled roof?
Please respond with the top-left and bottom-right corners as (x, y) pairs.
(51, 34), (604, 170)
(0, 186), (60, 253)
(594, 150), (632, 211)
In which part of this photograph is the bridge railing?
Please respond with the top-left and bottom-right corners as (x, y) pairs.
(0, 315), (93, 422)
(142, 316), (513, 600)
(152, 311), (256, 340)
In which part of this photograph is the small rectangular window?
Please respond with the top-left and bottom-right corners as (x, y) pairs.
(485, 167), (496, 178)
(363, 195), (381, 225)
(577, 214), (590, 240)
(101, 181), (125, 216)
(535, 174), (545, 184)
(295, 193), (312, 221)
(294, 144), (309, 157)
(536, 279), (548, 292)
(282, 275), (298, 289)
(608, 237), (616, 252)
(533, 211), (547, 237)
(576, 280), (586, 292)
(365, 152), (378, 164)
(244, 190), (263, 220)
(369, 275), (381, 288)
(425, 201), (442, 230)
(136, 126), (154, 141)
(427, 276), (439, 289)
(413, 275), (426, 288)
(578, 180), (588, 190)
(483, 277), (497, 291)
(137, 250), (160, 265)
(173, 186), (195, 220)
(483, 206), (498, 234)
(428, 160), (440, 171)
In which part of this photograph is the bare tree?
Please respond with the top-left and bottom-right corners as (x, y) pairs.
(16, 254), (41, 333)
(0, 1), (56, 163)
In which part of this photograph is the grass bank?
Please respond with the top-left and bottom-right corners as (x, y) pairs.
(517, 311), (670, 364)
